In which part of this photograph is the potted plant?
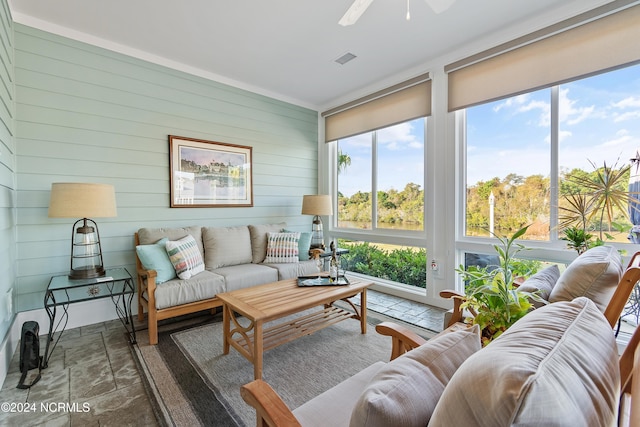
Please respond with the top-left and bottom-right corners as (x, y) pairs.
(456, 225), (541, 346)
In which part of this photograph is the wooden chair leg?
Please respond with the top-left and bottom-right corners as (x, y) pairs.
(148, 310), (158, 345)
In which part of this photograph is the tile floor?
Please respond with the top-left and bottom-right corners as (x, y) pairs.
(0, 290), (445, 426)
(0, 316), (155, 427)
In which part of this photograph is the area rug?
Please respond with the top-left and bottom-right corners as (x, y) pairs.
(132, 309), (431, 426)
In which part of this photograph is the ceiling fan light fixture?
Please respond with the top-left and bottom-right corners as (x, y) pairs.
(338, 0), (456, 26)
(339, 0), (375, 26)
(424, 0), (456, 14)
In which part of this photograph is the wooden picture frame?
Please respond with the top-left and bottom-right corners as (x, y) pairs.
(169, 135), (253, 207)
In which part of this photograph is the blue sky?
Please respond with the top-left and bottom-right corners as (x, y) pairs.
(338, 118), (425, 197)
(337, 63), (640, 197)
(467, 63), (640, 185)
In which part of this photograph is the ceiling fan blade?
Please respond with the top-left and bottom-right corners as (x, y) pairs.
(424, 0), (455, 14)
(339, 0), (375, 26)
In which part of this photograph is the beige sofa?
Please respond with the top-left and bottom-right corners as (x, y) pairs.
(242, 297), (638, 426)
(134, 223), (318, 344)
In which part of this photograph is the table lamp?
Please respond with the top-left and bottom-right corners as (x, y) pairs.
(301, 194), (332, 249)
(48, 183), (117, 279)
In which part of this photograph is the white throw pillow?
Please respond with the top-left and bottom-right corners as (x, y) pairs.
(517, 264), (560, 308)
(165, 234), (205, 280)
(263, 232), (300, 264)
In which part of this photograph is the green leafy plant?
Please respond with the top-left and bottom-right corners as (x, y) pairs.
(338, 241), (427, 288)
(560, 226), (599, 255)
(456, 225), (540, 346)
(559, 159), (636, 253)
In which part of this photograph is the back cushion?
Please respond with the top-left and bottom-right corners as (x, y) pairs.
(248, 223), (287, 263)
(350, 325), (481, 427)
(135, 237), (176, 283)
(517, 264), (560, 308)
(549, 245), (623, 311)
(429, 297), (620, 427)
(202, 226), (253, 269)
(137, 226), (204, 258)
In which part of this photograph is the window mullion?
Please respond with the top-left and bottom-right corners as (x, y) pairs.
(550, 86), (559, 241)
(372, 131), (378, 230)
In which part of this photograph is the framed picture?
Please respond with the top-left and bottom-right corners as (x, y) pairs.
(169, 135), (253, 207)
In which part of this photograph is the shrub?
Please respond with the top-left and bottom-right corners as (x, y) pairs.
(338, 240), (427, 288)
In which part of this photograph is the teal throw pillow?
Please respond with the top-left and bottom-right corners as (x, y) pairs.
(136, 237), (177, 284)
(285, 229), (312, 261)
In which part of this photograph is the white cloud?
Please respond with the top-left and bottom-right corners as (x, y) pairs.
(377, 122), (423, 151)
(613, 96), (640, 109)
(601, 129), (633, 148)
(493, 94), (529, 112)
(559, 88), (600, 126)
(614, 111), (640, 122)
(559, 130), (572, 143)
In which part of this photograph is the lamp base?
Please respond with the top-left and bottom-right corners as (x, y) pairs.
(69, 265), (105, 280)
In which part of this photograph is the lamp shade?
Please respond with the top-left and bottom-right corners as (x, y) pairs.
(301, 195), (332, 216)
(48, 183), (117, 218)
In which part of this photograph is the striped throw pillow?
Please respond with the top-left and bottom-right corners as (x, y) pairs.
(264, 232), (300, 264)
(165, 234), (205, 280)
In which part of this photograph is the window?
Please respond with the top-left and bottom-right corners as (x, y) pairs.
(336, 118), (425, 232)
(463, 63), (640, 245)
(331, 118), (427, 290)
(337, 132), (373, 229)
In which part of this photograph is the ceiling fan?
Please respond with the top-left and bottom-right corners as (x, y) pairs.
(339, 0), (456, 26)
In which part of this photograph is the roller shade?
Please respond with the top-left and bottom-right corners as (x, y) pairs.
(323, 74), (431, 142)
(447, 2), (640, 111)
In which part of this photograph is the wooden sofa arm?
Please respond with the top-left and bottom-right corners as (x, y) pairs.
(241, 379), (301, 427)
(604, 252), (640, 329)
(439, 289), (467, 328)
(375, 321), (428, 360)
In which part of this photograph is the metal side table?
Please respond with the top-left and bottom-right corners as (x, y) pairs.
(42, 267), (137, 368)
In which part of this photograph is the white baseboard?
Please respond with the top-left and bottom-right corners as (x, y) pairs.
(0, 297), (137, 388)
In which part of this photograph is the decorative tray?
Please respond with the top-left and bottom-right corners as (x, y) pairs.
(297, 275), (350, 287)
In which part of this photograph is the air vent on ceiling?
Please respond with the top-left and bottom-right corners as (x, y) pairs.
(335, 52), (357, 65)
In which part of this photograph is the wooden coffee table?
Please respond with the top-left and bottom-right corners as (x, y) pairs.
(218, 276), (372, 380)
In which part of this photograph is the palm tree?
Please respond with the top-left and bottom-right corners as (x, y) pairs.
(338, 150), (351, 174)
(559, 159), (637, 247)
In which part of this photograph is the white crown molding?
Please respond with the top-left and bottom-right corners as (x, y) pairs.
(9, 10), (318, 111)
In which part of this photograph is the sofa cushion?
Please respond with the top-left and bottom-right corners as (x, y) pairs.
(166, 234), (205, 279)
(517, 264), (560, 308)
(264, 232), (300, 263)
(248, 223), (287, 263)
(202, 226), (253, 269)
(265, 260), (318, 280)
(429, 297), (620, 427)
(293, 362), (387, 427)
(549, 245), (623, 311)
(153, 270), (226, 309)
(285, 229), (312, 261)
(138, 226), (204, 258)
(212, 264), (279, 292)
(136, 237), (177, 284)
(350, 325), (481, 427)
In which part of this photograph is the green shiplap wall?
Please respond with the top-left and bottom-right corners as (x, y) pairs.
(14, 24), (319, 311)
(0, 0), (14, 343)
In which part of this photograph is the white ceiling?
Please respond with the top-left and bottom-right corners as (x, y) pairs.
(8, 0), (614, 110)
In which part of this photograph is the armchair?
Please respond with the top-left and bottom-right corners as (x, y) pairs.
(242, 298), (640, 427)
